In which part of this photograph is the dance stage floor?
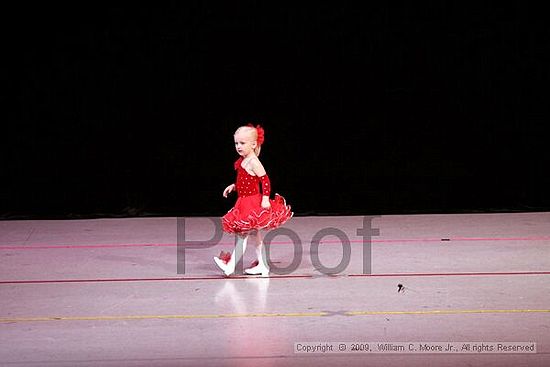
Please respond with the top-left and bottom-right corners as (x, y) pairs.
(1, 212), (549, 366)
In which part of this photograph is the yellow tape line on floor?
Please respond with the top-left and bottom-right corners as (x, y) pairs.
(1, 309), (549, 323)
(0, 312), (328, 323)
(346, 309), (550, 316)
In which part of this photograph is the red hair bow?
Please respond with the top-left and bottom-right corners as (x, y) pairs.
(248, 123), (265, 145)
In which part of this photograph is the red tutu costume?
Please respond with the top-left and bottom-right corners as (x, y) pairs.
(222, 157), (293, 234)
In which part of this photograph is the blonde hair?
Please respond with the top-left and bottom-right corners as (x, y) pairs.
(235, 125), (262, 156)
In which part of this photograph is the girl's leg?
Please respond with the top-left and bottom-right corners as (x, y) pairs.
(245, 230), (270, 277)
(214, 234), (248, 276)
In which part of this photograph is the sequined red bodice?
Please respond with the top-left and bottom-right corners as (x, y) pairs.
(234, 158), (261, 197)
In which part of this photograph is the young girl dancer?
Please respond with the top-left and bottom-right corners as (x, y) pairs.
(214, 124), (293, 277)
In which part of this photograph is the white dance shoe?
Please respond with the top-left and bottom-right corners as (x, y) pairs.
(244, 262), (270, 277)
(214, 256), (234, 276)
(214, 237), (248, 277)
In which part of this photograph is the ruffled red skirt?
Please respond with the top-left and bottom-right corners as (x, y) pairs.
(222, 193), (293, 234)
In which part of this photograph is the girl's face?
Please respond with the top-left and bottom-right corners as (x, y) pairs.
(234, 131), (257, 157)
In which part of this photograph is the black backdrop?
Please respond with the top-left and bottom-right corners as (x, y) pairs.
(3, 3), (549, 219)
